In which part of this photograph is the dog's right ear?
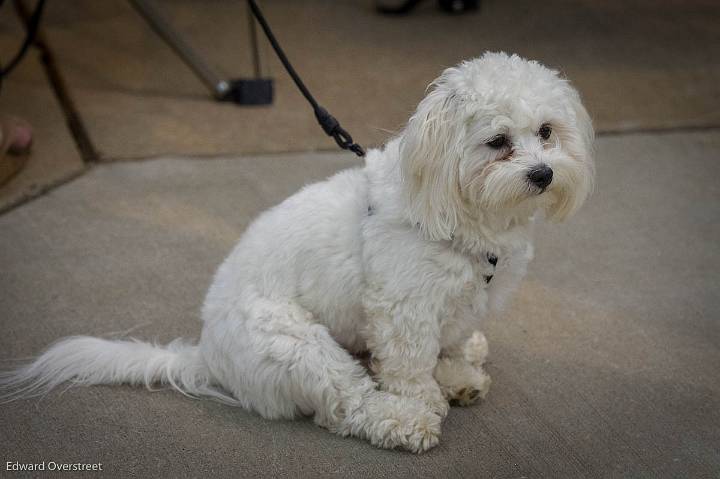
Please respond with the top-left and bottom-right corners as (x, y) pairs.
(400, 68), (466, 241)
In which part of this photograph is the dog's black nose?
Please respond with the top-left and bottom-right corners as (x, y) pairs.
(527, 164), (553, 189)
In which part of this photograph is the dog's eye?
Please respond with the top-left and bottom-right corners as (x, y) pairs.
(538, 123), (552, 140)
(486, 135), (507, 149)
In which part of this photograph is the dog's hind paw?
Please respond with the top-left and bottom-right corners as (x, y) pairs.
(382, 407), (442, 453)
(354, 392), (442, 453)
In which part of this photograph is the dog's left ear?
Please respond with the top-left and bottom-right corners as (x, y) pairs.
(400, 69), (466, 241)
(567, 86), (595, 167)
(552, 84), (596, 221)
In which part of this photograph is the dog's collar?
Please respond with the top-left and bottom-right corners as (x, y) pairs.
(484, 252), (498, 284)
(406, 215), (498, 283)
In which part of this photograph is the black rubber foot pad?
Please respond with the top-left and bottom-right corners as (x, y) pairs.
(221, 78), (274, 105)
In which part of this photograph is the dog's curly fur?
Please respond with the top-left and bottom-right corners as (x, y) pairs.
(1, 52), (594, 452)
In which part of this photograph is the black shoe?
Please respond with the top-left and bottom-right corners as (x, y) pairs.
(376, 0), (424, 15)
(438, 0), (479, 13)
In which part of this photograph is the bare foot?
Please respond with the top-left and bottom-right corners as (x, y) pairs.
(1, 115), (33, 155)
(0, 115), (33, 186)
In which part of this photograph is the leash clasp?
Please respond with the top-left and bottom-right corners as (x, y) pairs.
(315, 107), (365, 157)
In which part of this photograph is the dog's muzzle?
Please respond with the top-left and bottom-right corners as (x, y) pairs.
(527, 164), (553, 190)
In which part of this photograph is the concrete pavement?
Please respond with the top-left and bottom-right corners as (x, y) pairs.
(1, 130), (718, 478)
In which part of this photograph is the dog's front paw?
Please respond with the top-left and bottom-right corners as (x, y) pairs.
(434, 356), (491, 406)
(443, 372), (491, 406)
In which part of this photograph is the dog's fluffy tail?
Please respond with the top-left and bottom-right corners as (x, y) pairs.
(0, 336), (239, 405)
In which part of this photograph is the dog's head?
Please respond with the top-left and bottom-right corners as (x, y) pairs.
(400, 52), (595, 241)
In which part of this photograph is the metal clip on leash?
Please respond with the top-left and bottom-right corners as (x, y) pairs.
(247, 0), (366, 157)
(315, 107), (366, 157)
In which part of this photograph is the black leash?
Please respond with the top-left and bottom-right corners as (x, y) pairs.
(0, 0), (47, 93)
(247, 0), (365, 157)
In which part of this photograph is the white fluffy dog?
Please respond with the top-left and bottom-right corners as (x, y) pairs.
(1, 52), (594, 452)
